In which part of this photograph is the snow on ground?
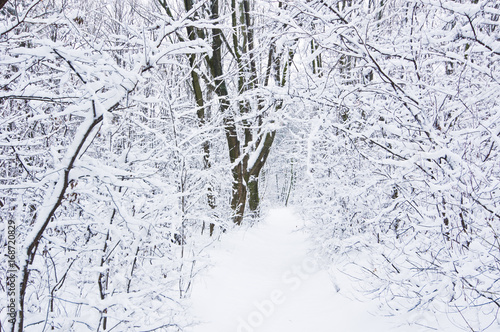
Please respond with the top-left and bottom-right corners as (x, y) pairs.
(188, 208), (457, 332)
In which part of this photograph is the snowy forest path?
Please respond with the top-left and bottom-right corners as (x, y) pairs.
(189, 208), (424, 332)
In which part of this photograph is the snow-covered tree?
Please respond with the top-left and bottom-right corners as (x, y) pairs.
(287, 0), (499, 328)
(1, 0), (216, 330)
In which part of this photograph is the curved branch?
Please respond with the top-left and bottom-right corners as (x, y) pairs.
(17, 113), (103, 332)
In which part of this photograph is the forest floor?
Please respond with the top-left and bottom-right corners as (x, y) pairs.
(188, 208), (460, 332)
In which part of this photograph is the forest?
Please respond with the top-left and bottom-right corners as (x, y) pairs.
(0, 0), (499, 331)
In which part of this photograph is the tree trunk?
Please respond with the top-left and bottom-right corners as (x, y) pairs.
(231, 167), (247, 225)
(209, 0), (249, 224)
(182, 0), (217, 234)
(248, 176), (259, 212)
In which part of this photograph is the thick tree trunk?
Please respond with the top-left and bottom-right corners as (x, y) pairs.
(209, 0), (248, 224)
(182, 0), (217, 234)
(248, 177), (259, 212)
(231, 166), (247, 225)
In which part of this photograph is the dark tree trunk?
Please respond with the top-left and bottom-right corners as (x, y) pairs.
(182, 0), (217, 234)
(209, 0), (248, 224)
(248, 177), (259, 212)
